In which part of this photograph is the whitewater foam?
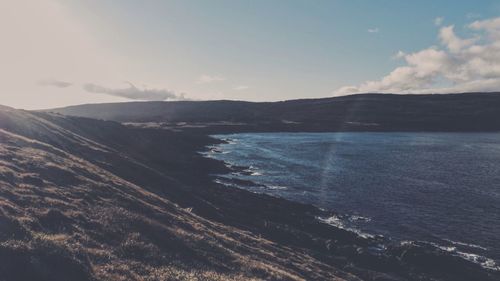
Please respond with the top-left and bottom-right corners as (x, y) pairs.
(433, 242), (499, 271)
(268, 185), (288, 190)
(317, 215), (375, 239)
(443, 239), (488, 251)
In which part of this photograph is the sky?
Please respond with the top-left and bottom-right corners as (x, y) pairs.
(1, 0), (500, 109)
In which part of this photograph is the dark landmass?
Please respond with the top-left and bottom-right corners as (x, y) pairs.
(1, 98), (499, 280)
(47, 92), (500, 133)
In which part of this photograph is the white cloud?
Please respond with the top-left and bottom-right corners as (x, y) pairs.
(434, 17), (444, 26)
(439, 25), (477, 53)
(392, 50), (406, 59)
(196, 74), (226, 84)
(470, 17), (500, 39)
(234, 85), (249, 91)
(367, 28), (380, 33)
(83, 82), (184, 101)
(335, 17), (500, 96)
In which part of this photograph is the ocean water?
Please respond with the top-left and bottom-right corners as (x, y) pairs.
(205, 132), (500, 270)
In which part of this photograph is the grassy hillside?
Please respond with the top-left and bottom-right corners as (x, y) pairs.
(47, 93), (500, 132)
(1, 105), (499, 280)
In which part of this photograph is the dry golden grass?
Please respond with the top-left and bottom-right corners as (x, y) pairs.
(0, 122), (354, 281)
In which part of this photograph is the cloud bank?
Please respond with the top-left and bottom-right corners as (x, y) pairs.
(83, 82), (184, 101)
(335, 17), (500, 96)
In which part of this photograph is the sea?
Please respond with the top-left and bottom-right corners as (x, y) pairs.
(204, 132), (500, 270)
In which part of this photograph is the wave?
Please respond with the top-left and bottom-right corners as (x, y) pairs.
(347, 215), (371, 223)
(268, 185), (288, 190)
(443, 239), (488, 251)
(232, 165), (263, 177)
(428, 241), (499, 271)
(213, 178), (238, 187)
(318, 216), (499, 272)
(222, 138), (238, 145)
(317, 215), (375, 239)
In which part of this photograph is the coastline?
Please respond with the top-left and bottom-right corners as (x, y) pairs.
(1, 107), (499, 280)
(202, 133), (500, 274)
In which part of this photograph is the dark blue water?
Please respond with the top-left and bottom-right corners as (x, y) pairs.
(205, 132), (500, 270)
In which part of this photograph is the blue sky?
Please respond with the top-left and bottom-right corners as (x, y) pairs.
(1, 0), (500, 109)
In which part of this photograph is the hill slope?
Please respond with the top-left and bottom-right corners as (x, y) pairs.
(0, 106), (357, 280)
(47, 92), (500, 132)
(1, 105), (499, 280)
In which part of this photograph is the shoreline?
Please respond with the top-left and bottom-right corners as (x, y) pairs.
(202, 132), (500, 273)
(1, 107), (499, 280)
